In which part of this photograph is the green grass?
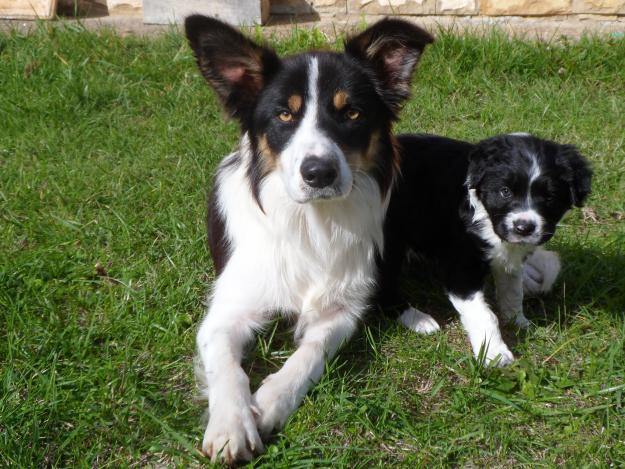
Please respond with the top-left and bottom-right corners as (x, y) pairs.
(1, 22), (624, 467)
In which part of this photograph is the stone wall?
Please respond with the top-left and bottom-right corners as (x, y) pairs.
(269, 0), (625, 16)
(100, 0), (625, 20)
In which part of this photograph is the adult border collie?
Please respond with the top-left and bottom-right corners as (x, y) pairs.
(378, 133), (592, 366)
(185, 16), (433, 462)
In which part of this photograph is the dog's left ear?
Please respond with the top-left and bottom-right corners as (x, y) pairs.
(466, 138), (503, 190)
(466, 147), (488, 190)
(556, 144), (592, 207)
(345, 19), (434, 115)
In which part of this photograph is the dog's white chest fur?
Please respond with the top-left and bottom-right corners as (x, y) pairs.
(214, 146), (386, 319)
(468, 188), (534, 272)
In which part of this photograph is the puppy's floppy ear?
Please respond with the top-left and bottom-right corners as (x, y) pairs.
(344, 18), (434, 115)
(185, 15), (281, 124)
(555, 144), (592, 207)
(466, 144), (491, 190)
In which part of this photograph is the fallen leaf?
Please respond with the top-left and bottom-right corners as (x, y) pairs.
(582, 207), (598, 223)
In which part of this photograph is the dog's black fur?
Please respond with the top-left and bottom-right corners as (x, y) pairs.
(378, 132), (592, 317)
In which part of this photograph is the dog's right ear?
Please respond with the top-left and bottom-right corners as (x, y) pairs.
(185, 15), (281, 124)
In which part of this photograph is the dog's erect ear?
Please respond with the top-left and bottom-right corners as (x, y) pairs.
(556, 144), (592, 207)
(344, 18), (434, 114)
(185, 15), (281, 123)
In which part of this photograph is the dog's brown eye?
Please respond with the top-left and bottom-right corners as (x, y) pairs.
(278, 111), (293, 122)
(500, 187), (512, 198)
(346, 109), (360, 120)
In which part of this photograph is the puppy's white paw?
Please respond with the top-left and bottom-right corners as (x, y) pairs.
(252, 373), (296, 439)
(481, 341), (515, 367)
(202, 404), (263, 463)
(523, 249), (561, 295)
(398, 307), (441, 334)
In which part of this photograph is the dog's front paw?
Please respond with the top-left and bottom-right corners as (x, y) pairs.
(202, 405), (263, 463)
(523, 249), (561, 295)
(514, 313), (530, 329)
(398, 307), (441, 334)
(481, 341), (515, 367)
(502, 311), (531, 329)
(252, 374), (295, 439)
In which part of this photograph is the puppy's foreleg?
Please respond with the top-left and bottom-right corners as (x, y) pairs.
(252, 310), (357, 438)
(493, 266), (530, 328)
(196, 280), (268, 463)
(523, 248), (561, 295)
(449, 291), (514, 366)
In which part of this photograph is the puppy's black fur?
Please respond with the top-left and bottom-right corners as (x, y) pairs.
(378, 132), (591, 321)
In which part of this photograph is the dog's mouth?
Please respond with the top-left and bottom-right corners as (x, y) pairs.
(295, 183), (353, 204)
(501, 232), (548, 246)
(504, 237), (540, 246)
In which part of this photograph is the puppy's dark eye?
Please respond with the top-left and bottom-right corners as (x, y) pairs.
(345, 109), (360, 121)
(500, 187), (512, 199)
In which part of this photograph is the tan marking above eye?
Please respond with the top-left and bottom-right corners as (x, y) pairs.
(278, 111), (293, 122)
(287, 94), (302, 113)
(333, 90), (349, 110)
(346, 109), (360, 120)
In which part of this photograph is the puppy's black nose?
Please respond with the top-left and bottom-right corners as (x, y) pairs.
(300, 157), (337, 189)
(513, 219), (536, 236)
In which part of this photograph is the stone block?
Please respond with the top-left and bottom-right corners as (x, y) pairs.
(347, 0), (437, 16)
(573, 0), (625, 13)
(271, 0), (347, 15)
(143, 0), (270, 25)
(0, 0), (57, 19)
(107, 0), (142, 16)
(437, 0), (478, 14)
(479, 0), (572, 15)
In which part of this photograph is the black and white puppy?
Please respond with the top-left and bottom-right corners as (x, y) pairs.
(185, 16), (433, 462)
(378, 133), (592, 365)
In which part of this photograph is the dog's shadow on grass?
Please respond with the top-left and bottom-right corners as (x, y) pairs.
(523, 244), (625, 324)
(391, 242), (625, 351)
(244, 242), (625, 388)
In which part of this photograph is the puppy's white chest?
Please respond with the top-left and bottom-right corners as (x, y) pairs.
(489, 242), (535, 273)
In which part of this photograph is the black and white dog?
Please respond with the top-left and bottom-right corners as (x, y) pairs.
(378, 133), (592, 365)
(185, 16), (433, 462)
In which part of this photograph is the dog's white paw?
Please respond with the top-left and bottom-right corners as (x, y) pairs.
(480, 341), (515, 367)
(398, 307), (441, 334)
(523, 249), (561, 295)
(252, 374), (295, 439)
(202, 404), (263, 463)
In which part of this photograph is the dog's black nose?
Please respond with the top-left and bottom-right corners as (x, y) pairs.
(513, 219), (536, 236)
(300, 157), (338, 189)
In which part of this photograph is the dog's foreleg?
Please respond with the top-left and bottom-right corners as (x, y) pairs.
(252, 310), (357, 438)
(493, 265), (530, 328)
(196, 280), (268, 463)
(523, 248), (561, 295)
(449, 291), (514, 366)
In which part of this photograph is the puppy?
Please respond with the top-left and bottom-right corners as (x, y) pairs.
(378, 133), (592, 365)
(184, 16), (433, 462)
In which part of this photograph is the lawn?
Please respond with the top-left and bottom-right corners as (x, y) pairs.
(1, 22), (624, 467)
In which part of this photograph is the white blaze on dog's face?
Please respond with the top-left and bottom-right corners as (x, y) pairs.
(468, 134), (592, 245)
(185, 16), (434, 206)
(253, 56), (364, 204)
